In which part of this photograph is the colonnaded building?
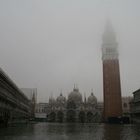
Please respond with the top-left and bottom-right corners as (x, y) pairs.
(46, 87), (102, 123)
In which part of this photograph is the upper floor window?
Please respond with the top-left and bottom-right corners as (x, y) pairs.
(123, 103), (127, 108)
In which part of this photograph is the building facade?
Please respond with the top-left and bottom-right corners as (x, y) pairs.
(0, 68), (31, 125)
(35, 103), (49, 121)
(130, 89), (140, 123)
(122, 96), (132, 116)
(46, 87), (102, 123)
(102, 21), (122, 122)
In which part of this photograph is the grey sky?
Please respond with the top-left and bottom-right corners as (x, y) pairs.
(0, 0), (140, 102)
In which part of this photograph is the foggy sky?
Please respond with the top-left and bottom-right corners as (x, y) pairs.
(0, 0), (140, 102)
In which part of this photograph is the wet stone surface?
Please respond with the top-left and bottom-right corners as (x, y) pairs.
(0, 123), (140, 140)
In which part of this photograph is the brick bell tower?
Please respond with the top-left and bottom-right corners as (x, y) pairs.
(102, 21), (122, 122)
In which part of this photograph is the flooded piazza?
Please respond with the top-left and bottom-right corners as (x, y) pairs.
(0, 123), (140, 140)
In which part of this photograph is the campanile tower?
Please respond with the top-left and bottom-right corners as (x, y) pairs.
(102, 21), (122, 122)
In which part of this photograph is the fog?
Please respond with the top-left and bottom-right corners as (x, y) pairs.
(0, 0), (140, 102)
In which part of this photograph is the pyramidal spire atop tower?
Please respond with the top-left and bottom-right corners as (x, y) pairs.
(102, 20), (116, 43)
(84, 92), (86, 103)
(102, 20), (118, 61)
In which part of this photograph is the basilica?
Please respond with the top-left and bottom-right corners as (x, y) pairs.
(46, 87), (102, 123)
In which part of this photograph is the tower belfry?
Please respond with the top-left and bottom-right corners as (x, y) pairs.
(102, 21), (122, 122)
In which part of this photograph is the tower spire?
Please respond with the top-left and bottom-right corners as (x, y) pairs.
(102, 20), (118, 60)
(60, 89), (62, 96)
(84, 92), (86, 103)
(91, 89), (94, 96)
(102, 20), (117, 45)
(74, 84), (76, 89)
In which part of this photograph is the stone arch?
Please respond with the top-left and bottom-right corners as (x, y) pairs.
(57, 111), (64, 123)
(66, 110), (76, 122)
(49, 112), (56, 122)
(67, 100), (76, 109)
(79, 111), (86, 123)
(87, 112), (93, 123)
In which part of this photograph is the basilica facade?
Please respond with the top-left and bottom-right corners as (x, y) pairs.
(46, 87), (102, 123)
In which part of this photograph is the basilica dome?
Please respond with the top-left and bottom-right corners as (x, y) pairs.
(87, 92), (97, 105)
(56, 93), (66, 104)
(68, 87), (82, 103)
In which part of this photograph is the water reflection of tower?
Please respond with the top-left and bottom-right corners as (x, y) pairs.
(102, 21), (122, 122)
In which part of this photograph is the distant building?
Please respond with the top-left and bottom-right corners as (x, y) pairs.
(46, 87), (102, 123)
(21, 88), (37, 119)
(130, 89), (140, 123)
(122, 96), (133, 116)
(35, 103), (49, 113)
(35, 103), (49, 121)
